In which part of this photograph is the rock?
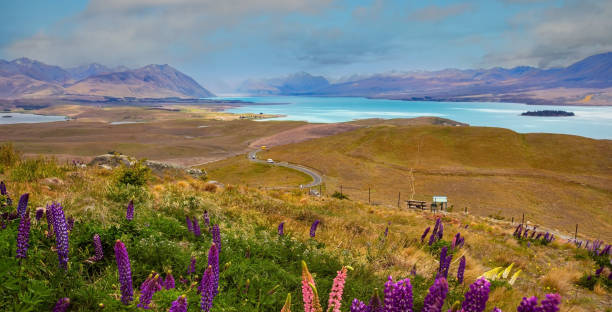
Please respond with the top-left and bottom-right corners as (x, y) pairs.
(42, 177), (64, 186)
(88, 154), (207, 178)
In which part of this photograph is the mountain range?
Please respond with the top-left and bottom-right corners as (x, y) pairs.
(0, 58), (214, 99)
(240, 52), (612, 105)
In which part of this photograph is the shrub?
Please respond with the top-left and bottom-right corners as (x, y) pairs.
(113, 160), (151, 187)
(331, 191), (348, 200)
(204, 183), (218, 193)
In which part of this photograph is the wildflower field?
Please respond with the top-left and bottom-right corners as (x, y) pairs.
(0, 143), (610, 311)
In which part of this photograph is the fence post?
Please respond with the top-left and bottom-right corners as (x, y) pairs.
(522, 213), (525, 225)
(368, 187), (371, 205)
(319, 184), (322, 196)
(575, 224), (578, 240)
(511, 216), (514, 224)
(340, 185), (343, 197)
(397, 192), (400, 208)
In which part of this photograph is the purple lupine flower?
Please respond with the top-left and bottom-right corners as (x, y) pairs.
(93, 234), (104, 261)
(600, 244), (610, 256)
(310, 219), (320, 238)
(429, 220), (440, 246)
(369, 292), (383, 312)
(126, 199), (134, 221)
(212, 224), (221, 252)
(410, 264), (417, 276)
(137, 274), (162, 309)
(51, 203), (69, 269)
(517, 296), (539, 312)
(169, 294), (188, 312)
(491, 308), (502, 312)
(193, 217), (201, 237)
(437, 247), (448, 278)
(278, 221), (285, 236)
(384, 222), (390, 238)
(164, 272), (175, 289)
(421, 227), (431, 243)
(523, 229), (529, 238)
(17, 193), (29, 217)
(540, 294), (561, 312)
(114, 240), (133, 305)
(452, 233), (460, 249)
(200, 265), (215, 312)
(35, 208), (44, 221)
(437, 222), (444, 240)
(187, 256), (196, 275)
(443, 254), (452, 279)
(0, 181), (6, 195)
(421, 277), (448, 312)
(186, 216), (193, 233)
(52, 297), (70, 312)
(350, 299), (369, 312)
(529, 231), (535, 239)
(203, 210), (210, 228)
(461, 277), (491, 312)
(66, 216), (74, 231)
(46, 204), (55, 237)
(595, 266), (604, 276)
(16, 212), (31, 259)
(457, 256), (466, 284)
(207, 243), (220, 297)
(383, 276), (413, 312)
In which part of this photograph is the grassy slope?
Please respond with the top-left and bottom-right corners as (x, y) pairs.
(0, 154), (610, 311)
(255, 124), (612, 240)
(204, 155), (312, 187)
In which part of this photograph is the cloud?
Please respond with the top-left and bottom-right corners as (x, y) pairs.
(484, 0), (612, 68)
(2, 0), (334, 67)
(410, 3), (473, 22)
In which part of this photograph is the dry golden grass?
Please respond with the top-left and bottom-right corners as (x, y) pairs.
(540, 267), (582, 295)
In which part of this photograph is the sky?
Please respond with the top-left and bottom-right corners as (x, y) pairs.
(1, 0), (611, 92)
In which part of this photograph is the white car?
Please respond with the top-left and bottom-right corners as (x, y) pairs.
(266, 159), (274, 163)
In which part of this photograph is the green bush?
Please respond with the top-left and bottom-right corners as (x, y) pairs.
(331, 191), (349, 200)
(0, 142), (21, 172)
(113, 161), (151, 187)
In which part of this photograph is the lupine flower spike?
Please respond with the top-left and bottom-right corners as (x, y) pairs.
(203, 210), (210, 228)
(200, 265), (215, 312)
(93, 233), (104, 261)
(165, 271), (175, 289)
(281, 293), (292, 312)
(350, 299), (368, 312)
(327, 266), (348, 312)
(278, 221), (285, 236)
(126, 199), (134, 221)
(17, 193), (29, 217)
(51, 203), (69, 269)
(301, 261), (316, 312)
(46, 204), (55, 237)
(193, 217), (201, 237)
(16, 211), (31, 259)
(383, 276), (413, 311)
(310, 220), (320, 238)
(169, 294), (188, 312)
(421, 226), (431, 243)
(461, 277), (491, 312)
(368, 291), (383, 312)
(212, 224), (221, 251)
(53, 297), (70, 312)
(188, 256), (196, 275)
(207, 243), (220, 297)
(138, 274), (162, 309)
(421, 277), (448, 312)
(186, 216), (193, 232)
(35, 208), (44, 221)
(114, 239), (133, 305)
(457, 256), (466, 284)
(309, 283), (324, 312)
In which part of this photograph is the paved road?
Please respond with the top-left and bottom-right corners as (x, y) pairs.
(247, 150), (322, 187)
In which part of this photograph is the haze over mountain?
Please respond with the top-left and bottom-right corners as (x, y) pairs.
(0, 58), (214, 99)
(240, 52), (612, 105)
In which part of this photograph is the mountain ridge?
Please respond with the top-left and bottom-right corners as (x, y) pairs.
(0, 58), (214, 99)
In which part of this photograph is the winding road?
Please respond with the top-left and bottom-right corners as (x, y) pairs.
(247, 149), (323, 187)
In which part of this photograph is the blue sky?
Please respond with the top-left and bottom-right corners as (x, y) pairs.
(1, 0), (610, 92)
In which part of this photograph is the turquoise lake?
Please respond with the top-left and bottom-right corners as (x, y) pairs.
(221, 96), (612, 140)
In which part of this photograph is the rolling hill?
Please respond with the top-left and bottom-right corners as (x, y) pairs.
(0, 58), (214, 99)
(216, 121), (612, 240)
